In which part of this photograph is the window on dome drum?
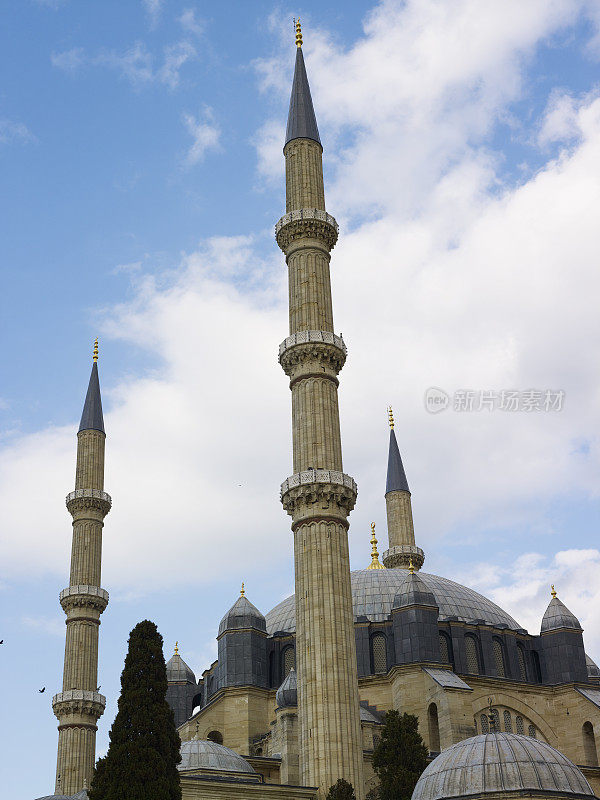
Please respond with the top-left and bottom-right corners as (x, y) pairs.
(207, 730), (223, 745)
(282, 645), (295, 678)
(517, 643), (527, 681)
(516, 716), (524, 735)
(428, 703), (441, 754)
(480, 713), (489, 733)
(439, 632), (453, 665)
(371, 633), (388, 674)
(492, 637), (506, 677)
(491, 709), (500, 731)
(504, 710), (512, 733)
(583, 722), (598, 766)
(465, 635), (480, 674)
(532, 650), (542, 683)
(528, 725), (536, 739)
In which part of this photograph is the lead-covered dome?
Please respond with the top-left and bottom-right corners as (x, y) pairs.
(266, 569), (520, 633)
(166, 652), (196, 684)
(178, 739), (256, 774)
(411, 733), (594, 800)
(218, 595), (266, 637)
(35, 793), (88, 800)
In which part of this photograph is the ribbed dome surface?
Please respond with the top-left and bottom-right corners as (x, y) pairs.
(218, 595), (266, 637)
(276, 667), (297, 708)
(412, 733), (594, 800)
(541, 597), (581, 633)
(266, 569), (520, 633)
(393, 571), (437, 608)
(35, 792), (88, 800)
(178, 739), (256, 773)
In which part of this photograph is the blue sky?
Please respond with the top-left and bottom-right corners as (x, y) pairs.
(2, 2), (600, 797)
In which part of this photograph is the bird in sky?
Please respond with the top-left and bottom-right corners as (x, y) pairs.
(39, 687), (45, 693)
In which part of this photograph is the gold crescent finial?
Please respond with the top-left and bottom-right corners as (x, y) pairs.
(367, 522), (385, 570)
(551, 584), (557, 598)
(295, 18), (302, 47)
(408, 557), (415, 574)
(93, 338), (99, 363)
(388, 406), (394, 429)
(240, 582), (245, 596)
(174, 641), (179, 655)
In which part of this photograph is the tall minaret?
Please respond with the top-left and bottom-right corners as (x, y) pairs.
(52, 340), (111, 794)
(382, 408), (424, 570)
(277, 22), (364, 799)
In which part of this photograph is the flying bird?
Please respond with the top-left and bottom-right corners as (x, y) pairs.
(96, 685), (101, 691)
(0, 639), (3, 644)
(39, 687), (45, 693)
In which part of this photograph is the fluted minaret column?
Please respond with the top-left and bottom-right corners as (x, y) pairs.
(382, 408), (424, 570)
(53, 341), (110, 795)
(277, 23), (364, 799)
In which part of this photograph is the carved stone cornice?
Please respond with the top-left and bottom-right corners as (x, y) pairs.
(279, 330), (347, 376)
(52, 690), (106, 721)
(281, 470), (357, 521)
(60, 585), (109, 614)
(66, 489), (112, 518)
(275, 208), (338, 253)
(382, 545), (425, 571)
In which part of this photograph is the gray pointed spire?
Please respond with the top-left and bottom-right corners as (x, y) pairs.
(285, 46), (321, 148)
(79, 361), (105, 434)
(386, 428), (409, 494)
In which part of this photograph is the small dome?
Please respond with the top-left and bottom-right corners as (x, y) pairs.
(586, 654), (600, 678)
(541, 597), (581, 633)
(178, 739), (256, 774)
(393, 571), (437, 609)
(35, 792), (88, 800)
(276, 667), (297, 708)
(166, 652), (196, 684)
(411, 733), (594, 800)
(218, 595), (266, 637)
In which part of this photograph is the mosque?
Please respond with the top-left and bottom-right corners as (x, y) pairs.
(39, 21), (600, 800)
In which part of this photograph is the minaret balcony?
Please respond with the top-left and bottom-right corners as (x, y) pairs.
(59, 585), (109, 614)
(280, 469), (358, 521)
(66, 488), (112, 518)
(275, 208), (338, 253)
(279, 329), (347, 377)
(52, 689), (106, 722)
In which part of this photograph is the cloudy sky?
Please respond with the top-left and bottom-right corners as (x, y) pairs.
(2, 0), (600, 796)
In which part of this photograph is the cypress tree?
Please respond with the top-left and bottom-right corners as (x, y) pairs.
(89, 620), (181, 800)
(326, 778), (356, 800)
(372, 710), (429, 800)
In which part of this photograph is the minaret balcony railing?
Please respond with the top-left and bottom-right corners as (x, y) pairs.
(275, 208), (338, 235)
(275, 208), (339, 252)
(279, 329), (347, 358)
(59, 585), (109, 613)
(66, 488), (112, 505)
(281, 469), (357, 497)
(66, 488), (112, 517)
(52, 689), (106, 721)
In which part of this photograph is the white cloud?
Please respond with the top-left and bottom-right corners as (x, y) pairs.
(51, 47), (86, 72)
(183, 107), (220, 165)
(159, 41), (196, 89)
(0, 119), (34, 145)
(142, 0), (163, 29)
(179, 8), (204, 38)
(22, 615), (64, 637)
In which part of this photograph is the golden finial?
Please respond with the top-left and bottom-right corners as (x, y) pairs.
(240, 582), (245, 597)
(408, 557), (415, 574)
(294, 18), (302, 47)
(367, 522), (385, 570)
(551, 584), (557, 598)
(174, 641), (179, 655)
(93, 338), (99, 363)
(388, 406), (394, 430)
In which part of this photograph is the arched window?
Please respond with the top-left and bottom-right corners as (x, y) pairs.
(465, 635), (480, 674)
(493, 638), (506, 677)
(480, 713), (489, 733)
(207, 730), (223, 744)
(439, 632), (453, 665)
(531, 650), (542, 683)
(517, 643), (527, 681)
(282, 645), (295, 677)
(516, 716), (524, 735)
(371, 633), (388, 674)
(428, 703), (441, 754)
(528, 725), (536, 739)
(583, 722), (598, 766)
(503, 710), (512, 733)
(491, 708), (500, 732)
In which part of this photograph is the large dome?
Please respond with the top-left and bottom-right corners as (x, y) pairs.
(411, 733), (594, 800)
(265, 568), (520, 634)
(178, 739), (256, 774)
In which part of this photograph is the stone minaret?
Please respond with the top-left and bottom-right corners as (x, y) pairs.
(382, 408), (424, 570)
(277, 22), (364, 799)
(52, 341), (111, 794)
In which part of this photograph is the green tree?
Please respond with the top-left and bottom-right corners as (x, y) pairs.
(372, 710), (429, 800)
(326, 778), (356, 800)
(89, 620), (181, 800)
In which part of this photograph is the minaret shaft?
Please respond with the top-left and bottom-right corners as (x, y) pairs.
(278, 44), (364, 798)
(53, 366), (110, 795)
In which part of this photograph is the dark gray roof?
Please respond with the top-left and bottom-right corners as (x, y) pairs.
(266, 569), (521, 633)
(393, 571), (437, 609)
(586, 654), (600, 678)
(78, 362), (104, 433)
(166, 652), (196, 684)
(35, 791), (88, 800)
(275, 667), (297, 708)
(411, 733), (594, 800)
(386, 429), (409, 494)
(218, 595), (266, 637)
(178, 739), (256, 774)
(541, 597), (581, 633)
(285, 46), (321, 147)
(422, 667), (472, 690)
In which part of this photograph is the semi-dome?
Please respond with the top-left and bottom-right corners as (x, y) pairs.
(411, 733), (594, 800)
(178, 739), (256, 774)
(276, 667), (297, 708)
(218, 594), (266, 637)
(266, 569), (520, 634)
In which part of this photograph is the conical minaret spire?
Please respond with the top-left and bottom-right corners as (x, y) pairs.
(382, 408), (424, 570)
(277, 25), (364, 799)
(52, 343), (111, 794)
